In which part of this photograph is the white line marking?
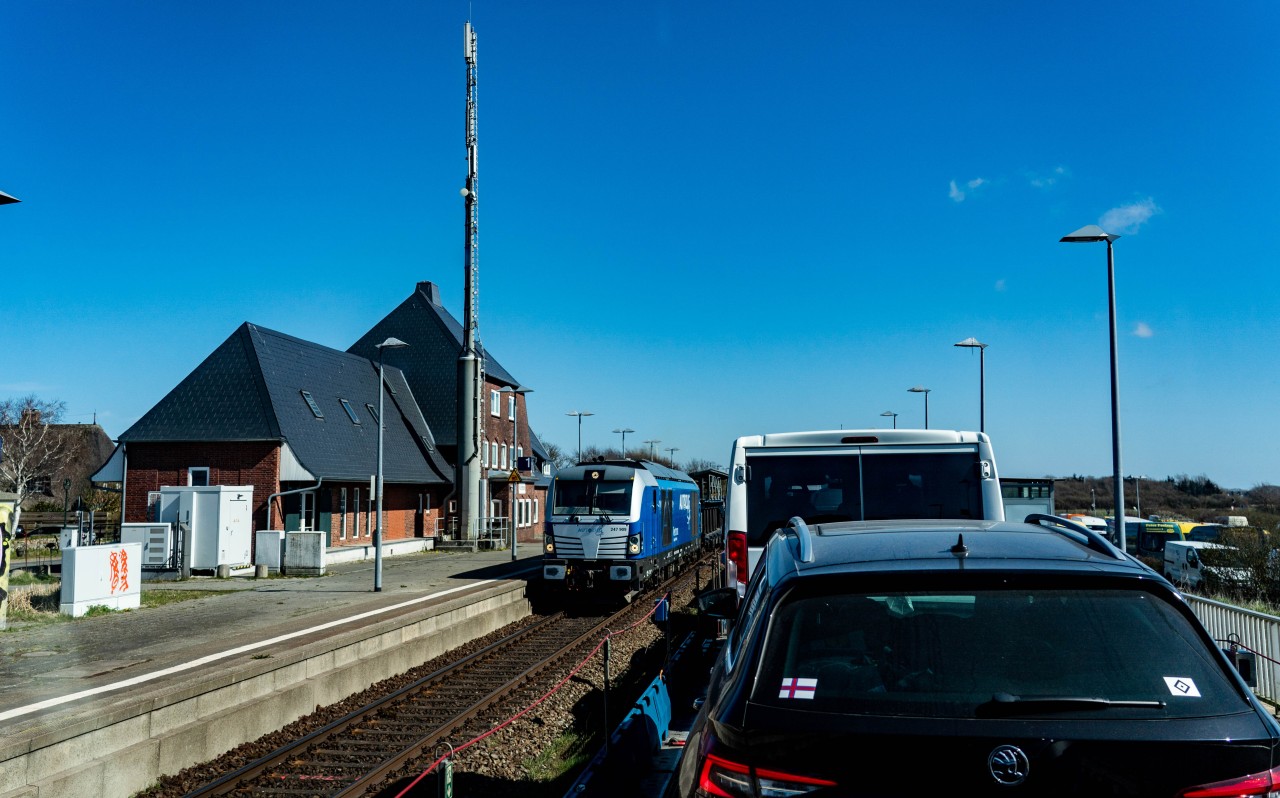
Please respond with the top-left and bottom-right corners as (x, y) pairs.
(0, 577), (509, 722)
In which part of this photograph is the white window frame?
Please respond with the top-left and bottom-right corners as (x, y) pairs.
(300, 491), (316, 532)
(482, 440), (490, 467)
(490, 389), (501, 416)
(500, 444), (508, 470)
(188, 467), (210, 487)
(339, 488), (348, 540)
(354, 488), (362, 537)
(508, 395), (516, 420)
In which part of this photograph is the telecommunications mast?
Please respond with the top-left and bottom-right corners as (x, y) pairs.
(458, 21), (485, 541)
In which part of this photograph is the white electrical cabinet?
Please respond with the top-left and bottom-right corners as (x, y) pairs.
(156, 485), (254, 570)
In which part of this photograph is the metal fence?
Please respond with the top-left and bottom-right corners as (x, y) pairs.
(1186, 595), (1280, 705)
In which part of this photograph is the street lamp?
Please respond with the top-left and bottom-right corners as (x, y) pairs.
(0, 191), (19, 205)
(907, 386), (931, 429)
(500, 386), (531, 561)
(954, 337), (988, 433)
(1060, 224), (1125, 550)
(62, 478), (71, 529)
(665, 447), (679, 466)
(880, 411), (897, 429)
(374, 336), (409, 592)
(644, 439), (660, 460)
(612, 427), (634, 458)
(566, 410), (594, 462)
(1130, 474), (1147, 519)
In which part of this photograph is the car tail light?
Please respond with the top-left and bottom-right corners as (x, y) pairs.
(1179, 765), (1280, 797)
(698, 752), (837, 797)
(727, 531), (748, 591)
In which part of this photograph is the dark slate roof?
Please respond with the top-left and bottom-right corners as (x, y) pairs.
(347, 281), (520, 448)
(120, 323), (451, 485)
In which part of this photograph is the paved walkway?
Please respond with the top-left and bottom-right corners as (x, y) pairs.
(0, 546), (544, 718)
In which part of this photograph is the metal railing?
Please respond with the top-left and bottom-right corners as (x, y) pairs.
(1186, 595), (1280, 704)
(434, 516), (511, 549)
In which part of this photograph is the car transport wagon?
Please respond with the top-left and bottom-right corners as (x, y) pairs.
(723, 429), (1002, 596)
(673, 516), (1280, 797)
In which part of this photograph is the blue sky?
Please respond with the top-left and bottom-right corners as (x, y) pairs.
(4, 1), (1278, 490)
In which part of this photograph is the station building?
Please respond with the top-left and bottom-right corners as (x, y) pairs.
(93, 280), (551, 552)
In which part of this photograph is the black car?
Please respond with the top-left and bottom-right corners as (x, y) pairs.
(673, 516), (1280, 797)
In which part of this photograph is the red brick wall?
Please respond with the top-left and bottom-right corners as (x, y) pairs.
(123, 442), (281, 529)
(323, 481), (451, 547)
(479, 380), (547, 542)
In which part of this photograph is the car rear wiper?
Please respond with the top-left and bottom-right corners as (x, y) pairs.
(978, 692), (1165, 716)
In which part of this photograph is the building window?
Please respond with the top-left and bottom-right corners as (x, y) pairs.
(300, 491), (315, 532)
(482, 440), (490, 467)
(365, 403), (379, 424)
(354, 488), (362, 537)
(500, 444), (508, 470)
(340, 399), (360, 424)
(366, 490), (374, 537)
(339, 488), (348, 540)
(490, 389), (500, 416)
(188, 467), (210, 487)
(508, 394), (516, 420)
(300, 390), (324, 418)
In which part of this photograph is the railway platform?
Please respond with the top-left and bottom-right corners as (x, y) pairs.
(0, 546), (544, 798)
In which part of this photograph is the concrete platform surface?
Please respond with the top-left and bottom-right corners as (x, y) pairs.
(0, 545), (543, 798)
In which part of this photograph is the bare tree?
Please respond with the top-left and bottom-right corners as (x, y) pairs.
(0, 395), (75, 532)
(682, 457), (723, 474)
(541, 441), (575, 470)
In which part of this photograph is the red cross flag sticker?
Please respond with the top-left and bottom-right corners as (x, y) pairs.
(779, 677), (818, 699)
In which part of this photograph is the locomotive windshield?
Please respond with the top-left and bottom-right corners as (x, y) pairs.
(552, 478), (633, 516)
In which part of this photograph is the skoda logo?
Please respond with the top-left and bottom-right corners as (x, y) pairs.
(988, 745), (1030, 786)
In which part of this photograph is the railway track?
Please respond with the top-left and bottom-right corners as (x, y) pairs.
(180, 570), (697, 798)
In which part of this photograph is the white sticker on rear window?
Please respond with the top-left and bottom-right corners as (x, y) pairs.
(779, 677), (817, 699)
(1163, 676), (1202, 697)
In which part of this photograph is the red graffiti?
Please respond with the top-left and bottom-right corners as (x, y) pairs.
(109, 549), (129, 594)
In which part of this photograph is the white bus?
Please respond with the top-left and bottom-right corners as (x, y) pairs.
(724, 429), (1003, 596)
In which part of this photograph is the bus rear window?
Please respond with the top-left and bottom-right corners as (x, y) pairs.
(744, 452), (982, 545)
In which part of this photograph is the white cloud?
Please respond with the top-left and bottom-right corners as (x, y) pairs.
(995, 278), (1007, 292)
(949, 177), (987, 203)
(1029, 165), (1067, 189)
(1133, 321), (1154, 338)
(1100, 197), (1161, 235)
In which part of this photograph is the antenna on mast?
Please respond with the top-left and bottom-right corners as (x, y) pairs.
(457, 20), (484, 541)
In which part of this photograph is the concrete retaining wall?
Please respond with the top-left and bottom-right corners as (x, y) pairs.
(0, 581), (531, 798)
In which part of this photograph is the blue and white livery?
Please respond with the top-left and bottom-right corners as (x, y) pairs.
(543, 459), (702, 592)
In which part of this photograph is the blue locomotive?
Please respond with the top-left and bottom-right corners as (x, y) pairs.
(542, 459), (702, 592)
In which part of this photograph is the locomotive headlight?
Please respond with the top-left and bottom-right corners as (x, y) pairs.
(628, 534), (642, 555)
(544, 534), (555, 554)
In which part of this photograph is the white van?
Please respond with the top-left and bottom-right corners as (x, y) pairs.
(1164, 540), (1247, 590)
(724, 429), (1003, 596)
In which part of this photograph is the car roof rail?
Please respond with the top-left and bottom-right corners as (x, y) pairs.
(1024, 513), (1124, 559)
(783, 516), (815, 563)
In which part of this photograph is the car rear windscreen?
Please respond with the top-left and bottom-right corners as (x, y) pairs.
(754, 587), (1239, 719)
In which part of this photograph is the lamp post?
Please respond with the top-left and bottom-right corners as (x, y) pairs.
(644, 439), (660, 460)
(566, 411), (594, 463)
(500, 386), (531, 561)
(1060, 225), (1125, 551)
(612, 427), (634, 458)
(908, 386), (931, 429)
(665, 447), (679, 466)
(62, 479), (71, 529)
(880, 411), (897, 429)
(374, 337), (409, 592)
(953, 337), (988, 433)
(1130, 474), (1147, 519)
(0, 191), (19, 205)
